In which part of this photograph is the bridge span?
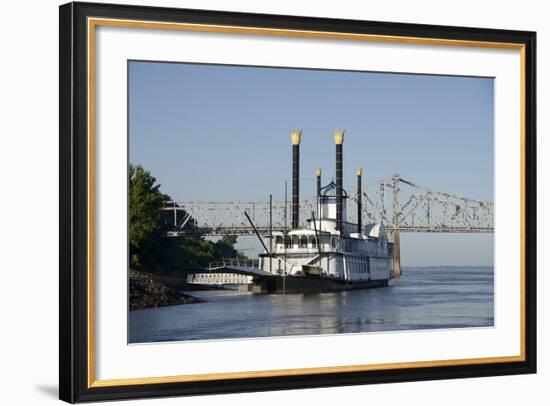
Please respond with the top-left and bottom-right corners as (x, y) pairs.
(164, 175), (494, 237)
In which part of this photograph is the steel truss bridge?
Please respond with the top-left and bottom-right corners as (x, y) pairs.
(164, 176), (494, 237)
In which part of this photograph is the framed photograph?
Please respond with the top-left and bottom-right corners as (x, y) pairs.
(59, 1), (536, 402)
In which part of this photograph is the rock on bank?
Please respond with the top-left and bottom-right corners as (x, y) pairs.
(129, 269), (202, 311)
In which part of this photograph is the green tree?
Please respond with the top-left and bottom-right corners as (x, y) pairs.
(129, 164), (168, 268)
(128, 165), (249, 275)
(213, 235), (240, 259)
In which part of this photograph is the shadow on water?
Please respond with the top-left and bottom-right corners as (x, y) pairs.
(129, 267), (494, 343)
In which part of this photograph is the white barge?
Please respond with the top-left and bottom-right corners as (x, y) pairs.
(252, 130), (395, 293)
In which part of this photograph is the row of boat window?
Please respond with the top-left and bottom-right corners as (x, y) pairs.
(195, 274), (250, 282)
(275, 235), (338, 249)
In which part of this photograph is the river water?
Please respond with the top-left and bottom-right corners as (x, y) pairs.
(129, 267), (493, 344)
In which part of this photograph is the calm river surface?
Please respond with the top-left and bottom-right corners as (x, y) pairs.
(129, 267), (493, 344)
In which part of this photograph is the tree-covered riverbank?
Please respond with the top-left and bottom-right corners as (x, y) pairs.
(129, 164), (246, 309)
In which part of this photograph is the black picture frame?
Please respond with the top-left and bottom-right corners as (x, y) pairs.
(59, 1), (537, 403)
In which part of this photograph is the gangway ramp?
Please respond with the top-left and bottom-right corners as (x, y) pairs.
(207, 259), (274, 278)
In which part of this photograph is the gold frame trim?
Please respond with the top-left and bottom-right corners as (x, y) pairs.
(87, 17), (527, 388)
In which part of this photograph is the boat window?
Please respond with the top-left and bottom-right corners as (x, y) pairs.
(310, 236), (317, 248)
(275, 236), (283, 246)
(331, 237), (337, 248)
(284, 235), (292, 249)
(300, 236), (308, 248)
(292, 235), (299, 248)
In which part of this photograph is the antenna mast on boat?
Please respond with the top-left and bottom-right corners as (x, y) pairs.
(311, 211), (322, 260)
(283, 181), (287, 295)
(244, 211), (270, 255)
(269, 194), (273, 275)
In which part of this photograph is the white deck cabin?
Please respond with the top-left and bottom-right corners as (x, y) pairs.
(259, 183), (393, 282)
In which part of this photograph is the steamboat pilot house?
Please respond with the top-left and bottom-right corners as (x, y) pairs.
(257, 130), (394, 292)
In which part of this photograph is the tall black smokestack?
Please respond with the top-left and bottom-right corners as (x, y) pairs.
(316, 169), (322, 198)
(334, 130), (345, 232)
(357, 168), (362, 234)
(291, 130), (302, 229)
(316, 169), (322, 219)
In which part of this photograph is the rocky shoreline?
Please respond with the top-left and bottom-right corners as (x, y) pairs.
(129, 269), (203, 311)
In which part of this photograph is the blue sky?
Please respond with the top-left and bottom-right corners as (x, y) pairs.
(129, 61), (494, 266)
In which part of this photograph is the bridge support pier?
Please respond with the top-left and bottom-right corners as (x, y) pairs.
(392, 231), (401, 277)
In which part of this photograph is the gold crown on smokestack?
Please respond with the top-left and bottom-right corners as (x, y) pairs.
(356, 168), (363, 176)
(291, 129), (302, 145)
(334, 129), (345, 145)
(316, 168), (322, 177)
